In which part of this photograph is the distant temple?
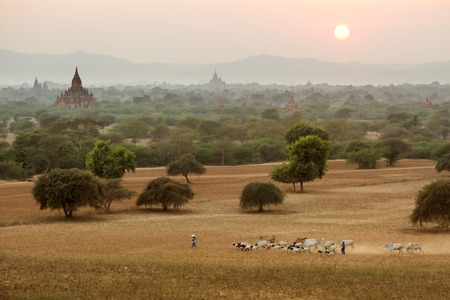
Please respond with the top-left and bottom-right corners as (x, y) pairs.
(31, 77), (49, 93)
(422, 97), (433, 109)
(285, 96), (299, 111)
(32, 77), (41, 92)
(56, 68), (94, 109)
(208, 70), (225, 88)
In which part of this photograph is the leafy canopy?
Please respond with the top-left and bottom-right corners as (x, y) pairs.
(240, 182), (284, 211)
(287, 135), (330, 192)
(435, 153), (450, 173)
(269, 162), (298, 191)
(136, 177), (194, 210)
(346, 147), (381, 169)
(375, 138), (410, 166)
(101, 178), (136, 212)
(86, 140), (136, 178)
(284, 122), (329, 145)
(410, 179), (450, 228)
(32, 168), (103, 217)
(166, 154), (206, 184)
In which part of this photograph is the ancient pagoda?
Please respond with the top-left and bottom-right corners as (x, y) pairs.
(285, 96), (299, 111)
(422, 97), (433, 109)
(56, 68), (94, 109)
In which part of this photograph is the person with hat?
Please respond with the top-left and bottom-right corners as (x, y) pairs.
(191, 234), (197, 248)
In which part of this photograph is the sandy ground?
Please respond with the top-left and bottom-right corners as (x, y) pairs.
(0, 159), (449, 257)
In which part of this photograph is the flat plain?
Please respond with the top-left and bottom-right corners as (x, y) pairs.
(0, 160), (449, 299)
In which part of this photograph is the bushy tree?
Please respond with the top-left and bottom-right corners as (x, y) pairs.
(269, 162), (298, 191)
(11, 129), (50, 175)
(166, 154), (206, 184)
(346, 148), (381, 169)
(32, 168), (103, 217)
(431, 142), (450, 160)
(379, 123), (411, 140)
(287, 135), (330, 192)
(376, 138), (410, 166)
(101, 178), (136, 212)
(261, 107), (280, 121)
(435, 153), (450, 172)
(116, 120), (149, 145)
(284, 122), (329, 145)
(136, 177), (194, 210)
(149, 123), (170, 142)
(410, 179), (450, 228)
(86, 140), (136, 178)
(240, 182), (284, 212)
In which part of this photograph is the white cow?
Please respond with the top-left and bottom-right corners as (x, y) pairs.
(302, 239), (318, 249)
(325, 245), (338, 253)
(318, 240), (335, 249)
(254, 240), (269, 249)
(384, 243), (403, 255)
(275, 240), (289, 247)
(405, 243), (424, 254)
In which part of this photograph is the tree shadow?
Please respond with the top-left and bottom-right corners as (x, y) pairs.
(239, 209), (297, 215)
(130, 207), (196, 215)
(400, 227), (450, 235)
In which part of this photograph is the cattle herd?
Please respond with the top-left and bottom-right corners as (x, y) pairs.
(233, 236), (352, 256)
(384, 243), (424, 255)
(232, 236), (424, 256)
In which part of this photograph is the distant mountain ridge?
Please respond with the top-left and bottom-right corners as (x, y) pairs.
(1, 49), (449, 86)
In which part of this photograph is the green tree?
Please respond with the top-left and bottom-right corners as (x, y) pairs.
(9, 118), (35, 133)
(321, 119), (349, 141)
(376, 138), (410, 166)
(287, 135), (330, 192)
(239, 182), (284, 212)
(212, 120), (243, 165)
(199, 120), (221, 142)
(136, 177), (194, 210)
(101, 178), (136, 212)
(284, 122), (329, 145)
(166, 154), (206, 184)
(86, 140), (136, 178)
(435, 153), (450, 173)
(344, 140), (371, 154)
(431, 142), (450, 160)
(39, 135), (76, 169)
(11, 129), (49, 175)
(32, 168), (104, 217)
(261, 107), (280, 121)
(410, 179), (450, 228)
(246, 119), (285, 140)
(282, 111), (303, 127)
(117, 120), (149, 145)
(346, 148), (381, 169)
(48, 117), (104, 152)
(150, 123), (170, 141)
(380, 123), (411, 140)
(269, 162), (298, 191)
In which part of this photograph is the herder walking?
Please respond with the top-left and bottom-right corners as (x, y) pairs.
(341, 241), (346, 255)
(191, 234), (197, 248)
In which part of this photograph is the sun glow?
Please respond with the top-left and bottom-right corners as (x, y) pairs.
(334, 25), (350, 40)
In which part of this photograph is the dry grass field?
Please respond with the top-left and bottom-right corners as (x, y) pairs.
(0, 159), (449, 299)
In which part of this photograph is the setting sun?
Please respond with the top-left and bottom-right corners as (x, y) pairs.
(334, 25), (350, 40)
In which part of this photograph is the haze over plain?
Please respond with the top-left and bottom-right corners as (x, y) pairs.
(1, 0), (450, 85)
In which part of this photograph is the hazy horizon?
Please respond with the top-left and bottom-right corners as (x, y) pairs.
(2, 0), (450, 65)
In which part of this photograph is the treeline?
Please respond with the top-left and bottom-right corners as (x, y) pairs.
(1, 84), (450, 180)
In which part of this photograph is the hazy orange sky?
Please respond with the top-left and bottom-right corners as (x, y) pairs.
(1, 0), (450, 64)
